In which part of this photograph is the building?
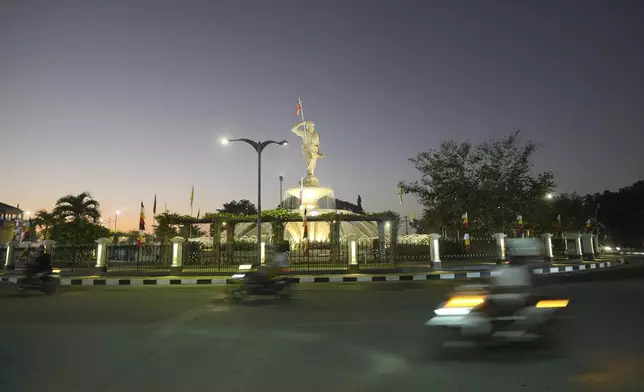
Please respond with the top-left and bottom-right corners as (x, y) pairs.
(0, 202), (24, 244)
(0, 202), (23, 220)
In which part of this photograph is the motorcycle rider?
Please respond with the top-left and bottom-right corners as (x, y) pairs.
(484, 241), (537, 320)
(243, 243), (288, 286)
(25, 245), (52, 284)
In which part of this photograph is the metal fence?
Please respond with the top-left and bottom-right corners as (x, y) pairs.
(439, 238), (498, 261)
(12, 237), (509, 274)
(107, 244), (172, 273)
(552, 237), (567, 257)
(50, 244), (96, 270)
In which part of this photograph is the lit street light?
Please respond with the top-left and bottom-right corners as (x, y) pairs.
(115, 210), (121, 231)
(545, 193), (554, 200)
(221, 137), (288, 264)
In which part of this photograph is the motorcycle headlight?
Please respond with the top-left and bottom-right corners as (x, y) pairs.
(434, 295), (486, 316)
(435, 307), (474, 316)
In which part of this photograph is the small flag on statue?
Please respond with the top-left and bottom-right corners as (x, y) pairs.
(296, 98), (302, 116)
(137, 202), (145, 248)
(464, 233), (471, 251)
(585, 219), (591, 233)
(517, 214), (524, 228)
(462, 212), (469, 229)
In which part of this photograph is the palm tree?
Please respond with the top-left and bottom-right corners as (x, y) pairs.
(53, 192), (101, 224)
(33, 209), (59, 239)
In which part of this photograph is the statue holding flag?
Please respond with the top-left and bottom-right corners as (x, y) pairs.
(292, 98), (324, 187)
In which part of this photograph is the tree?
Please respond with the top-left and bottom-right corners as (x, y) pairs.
(53, 192), (101, 224)
(50, 219), (110, 244)
(550, 193), (593, 232)
(153, 212), (179, 243)
(33, 209), (60, 240)
(178, 224), (205, 238)
(593, 181), (644, 247)
(400, 130), (556, 235)
(48, 192), (108, 244)
(218, 199), (257, 215)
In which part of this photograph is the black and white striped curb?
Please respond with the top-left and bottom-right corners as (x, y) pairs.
(0, 262), (615, 286)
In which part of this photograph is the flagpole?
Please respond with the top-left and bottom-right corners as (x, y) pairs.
(189, 186), (194, 239)
(298, 97), (308, 146)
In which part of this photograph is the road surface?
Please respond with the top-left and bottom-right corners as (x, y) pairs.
(1, 277), (643, 391)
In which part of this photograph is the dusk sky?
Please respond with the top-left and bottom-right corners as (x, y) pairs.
(2, 0), (643, 230)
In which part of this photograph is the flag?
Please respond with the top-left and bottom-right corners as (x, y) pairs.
(517, 214), (524, 228)
(398, 186), (404, 205)
(302, 207), (309, 257)
(585, 219), (591, 233)
(296, 97), (302, 116)
(464, 233), (471, 250)
(299, 177), (304, 205)
(462, 212), (469, 229)
(196, 209), (200, 219)
(137, 202), (145, 248)
(153, 195), (157, 215)
(190, 185), (195, 209)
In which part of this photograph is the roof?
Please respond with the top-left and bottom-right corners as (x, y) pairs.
(0, 202), (23, 214)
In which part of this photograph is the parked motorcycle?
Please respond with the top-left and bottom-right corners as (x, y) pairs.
(424, 284), (569, 359)
(228, 264), (293, 300)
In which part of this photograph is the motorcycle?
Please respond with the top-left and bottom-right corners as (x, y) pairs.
(424, 284), (569, 359)
(228, 264), (293, 300)
(17, 269), (60, 295)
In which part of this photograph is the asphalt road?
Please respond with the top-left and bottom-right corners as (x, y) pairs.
(1, 277), (644, 392)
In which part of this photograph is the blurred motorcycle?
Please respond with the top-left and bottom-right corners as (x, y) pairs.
(17, 269), (59, 295)
(424, 283), (569, 359)
(228, 264), (293, 300)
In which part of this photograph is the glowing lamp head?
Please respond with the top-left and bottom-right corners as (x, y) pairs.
(221, 137), (230, 145)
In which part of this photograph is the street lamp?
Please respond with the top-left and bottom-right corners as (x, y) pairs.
(115, 210), (121, 231)
(545, 193), (554, 200)
(279, 175), (284, 208)
(221, 137), (288, 264)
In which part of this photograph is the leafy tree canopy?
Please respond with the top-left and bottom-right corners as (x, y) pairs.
(217, 199), (257, 215)
(400, 130), (555, 234)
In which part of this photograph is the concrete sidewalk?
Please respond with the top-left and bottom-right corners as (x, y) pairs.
(0, 261), (618, 286)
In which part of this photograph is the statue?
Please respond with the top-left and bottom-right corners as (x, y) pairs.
(291, 120), (324, 186)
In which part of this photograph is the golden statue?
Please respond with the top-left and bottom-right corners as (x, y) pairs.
(291, 120), (324, 186)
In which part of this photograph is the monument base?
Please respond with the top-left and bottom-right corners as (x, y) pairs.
(303, 175), (319, 187)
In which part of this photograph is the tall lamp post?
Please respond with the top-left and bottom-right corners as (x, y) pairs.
(115, 210), (121, 231)
(279, 175), (284, 208)
(221, 137), (288, 264)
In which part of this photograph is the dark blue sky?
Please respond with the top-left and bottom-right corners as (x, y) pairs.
(2, 0), (643, 229)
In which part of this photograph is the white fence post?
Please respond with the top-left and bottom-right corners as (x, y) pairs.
(171, 236), (186, 274)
